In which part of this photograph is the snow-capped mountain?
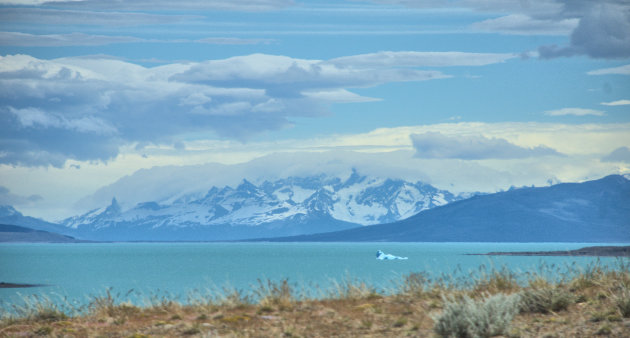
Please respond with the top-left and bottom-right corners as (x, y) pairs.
(61, 170), (464, 241)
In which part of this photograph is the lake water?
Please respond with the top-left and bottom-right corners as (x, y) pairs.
(1, 242), (628, 313)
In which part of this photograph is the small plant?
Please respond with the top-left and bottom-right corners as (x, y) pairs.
(433, 293), (521, 338)
(34, 326), (53, 336)
(610, 284), (630, 318)
(127, 334), (149, 338)
(595, 323), (612, 335)
(402, 272), (427, 296)
(253, 279), (294, 310)
(519, 286), (573, 314)
(392, 317), (407, 328)
(329, 276), (379, 300)
(473, 267), (519, 294)
(10, 294), (69, 322)
(182, 324), (201, 335)
(361, 319), (373, 330)
(215, 287), (251, 309)
(89, 288), (139, 319)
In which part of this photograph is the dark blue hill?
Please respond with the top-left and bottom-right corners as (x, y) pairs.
(0, 223), (83, 243)
(262, 175), (630, 242)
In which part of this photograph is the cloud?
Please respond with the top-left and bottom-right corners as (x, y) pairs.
(544, 108), (605, 116)
(601, 99), (630, 106)
(0, 185), (44, 206)
(3, 51), (508, 167)
(0, 31), (275, 47)
(169, 53), (451, 98)
(472, 14), (578, 35)
(587, 64), (630, 76)
(0, 7), (198, 26)
(327, 51), (516, 67)
(537, 2), (630, 59)
(0, 31), (142, 47)
(410, 132), (562, 160)
(5, 121), (629, 219)
(195, 37), (275, 45)
(601, 146), (630, 163)
(26, 0), (295, 11)
(366, 0), (630, 59)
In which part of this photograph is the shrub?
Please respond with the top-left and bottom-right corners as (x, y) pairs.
(473, 267), (519, 294)
(611, 284), (630, 318)
(328, 276), (379, 300)
(215, 287), (251, 309)
(9, 294), (69, 322)
(253, 279), (294, 309)
(433, 293), (521, 338)
(519, 286), (573, 314)
(402, 272), (428, 296)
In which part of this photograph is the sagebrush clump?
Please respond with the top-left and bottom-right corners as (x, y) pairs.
(433, 293), (521, 338)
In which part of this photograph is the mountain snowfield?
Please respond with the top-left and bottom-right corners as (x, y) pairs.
(60, 170), (463, 240)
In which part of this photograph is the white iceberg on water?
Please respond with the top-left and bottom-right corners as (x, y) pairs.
(376, 250), (408, 260)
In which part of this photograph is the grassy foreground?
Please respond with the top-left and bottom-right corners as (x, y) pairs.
(1, 261), (630, 337)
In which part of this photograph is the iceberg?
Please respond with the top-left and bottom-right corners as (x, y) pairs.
(376, 250), (408, 260)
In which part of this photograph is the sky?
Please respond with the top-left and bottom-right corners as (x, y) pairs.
(1, 0), (629, 221)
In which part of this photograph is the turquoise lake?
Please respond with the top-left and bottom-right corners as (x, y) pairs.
(1, 242), (628, 312)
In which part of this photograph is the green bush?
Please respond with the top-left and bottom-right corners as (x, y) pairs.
(433, 293), (521, 338)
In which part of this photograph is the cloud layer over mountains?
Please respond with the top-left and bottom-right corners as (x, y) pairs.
(0, 52), (513, 167)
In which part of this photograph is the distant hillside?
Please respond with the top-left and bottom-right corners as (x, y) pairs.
(262, 175), (630, 242)
(0, 206), (69, 234)
(0, 224), (83, 243)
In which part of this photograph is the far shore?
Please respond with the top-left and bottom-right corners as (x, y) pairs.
(469, 245), (630, 257)
(0, 282), (46, 289)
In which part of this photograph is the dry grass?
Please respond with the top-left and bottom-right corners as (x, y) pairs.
(1, 261), (630, 337)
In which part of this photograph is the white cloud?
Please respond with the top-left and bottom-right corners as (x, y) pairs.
(601, 99), (630, 106)
(588, 64), (630, 76)
(3, 51), (509, 167)
(410, 132), (562, 159)
(544, 108), (605, 116)
(472, 14), (578, 35)
(301, 89), (380, 103)
(327, 51), (516, 67)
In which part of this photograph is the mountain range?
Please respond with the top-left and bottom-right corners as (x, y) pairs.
(57, 170), (462, 241)
(1, 173), (628, 242)
(263, 175), (630, 242)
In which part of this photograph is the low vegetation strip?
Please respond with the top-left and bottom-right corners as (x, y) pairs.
(1, 261), (629, 337)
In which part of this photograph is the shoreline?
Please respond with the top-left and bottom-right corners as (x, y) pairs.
(0, 282), (46, 289)
(469, 245), (630, 257)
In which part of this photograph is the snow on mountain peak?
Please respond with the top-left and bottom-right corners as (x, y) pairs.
(61, 172), (465, 233)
